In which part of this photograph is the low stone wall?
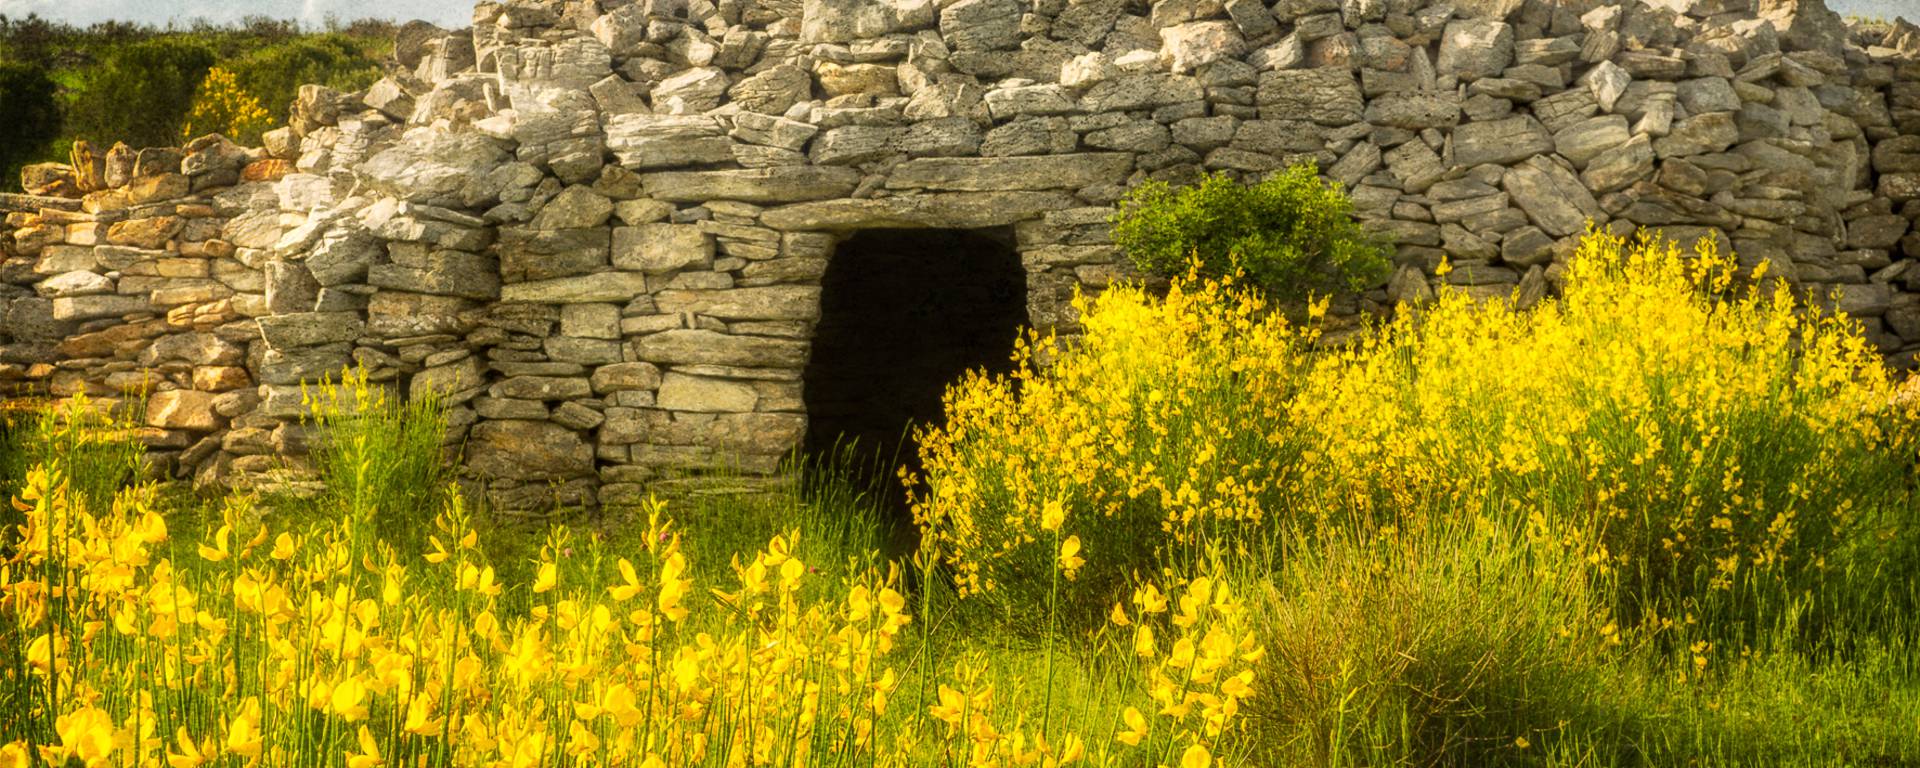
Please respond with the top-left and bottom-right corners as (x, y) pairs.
(1, 0), (1918, 508)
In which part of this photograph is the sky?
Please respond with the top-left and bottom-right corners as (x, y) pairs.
(0, 0), (1907, 30)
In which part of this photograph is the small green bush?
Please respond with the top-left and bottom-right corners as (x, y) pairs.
(1111, 165), (1392, 301)
(302, 367), (449, 552)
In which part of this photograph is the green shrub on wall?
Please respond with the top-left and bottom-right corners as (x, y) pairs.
(65, 37), (217, 148)
(1112, 165), (1392, 301)
(0, 61), (61, 190)
(227, 34), (384, 130)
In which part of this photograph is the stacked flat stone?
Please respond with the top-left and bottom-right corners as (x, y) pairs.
(1, 0), (1917, 508)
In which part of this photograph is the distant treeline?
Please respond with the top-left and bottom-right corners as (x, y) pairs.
(0, 14), (399, 192)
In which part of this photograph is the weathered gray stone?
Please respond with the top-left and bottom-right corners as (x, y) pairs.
(1452, 116), (1553, 167)
(761, 192), (1076, 230)
(941, 0), (1022, 51)
(148, 390), (221, 431)
(1083, 74), (1206, 113)
(1553, 116), (1631, 169)
(1652, 113), (1739, 157)
(1581, 134), (1655, 194)
(359, 130), (513, 208)
(654, 286), (821, 320)
(499, 228), (610, 281)
(1364, 94), (1461, 129)
(631, 329), (808, 367)
(886, 154), (1132, 191)
(1504, 156), (1602, 238)
(413, 356), (486, 400)
(466, 420), (594, 480)
(606, 115), (734, 169)
(36, 271), (112, 298)
(643, 168), (861, 203)
(1436, 20), (1512, 81)
(1257, 69), (1363, 125)
(500, 271), (649, 303)
(530, 186), (614, 230)
(614, 224), (714, 273)
(257, 312), (364, 350)
(591, 362), (663, 393)
(657, 373), (759, 412)
(52, 294), (148, 321)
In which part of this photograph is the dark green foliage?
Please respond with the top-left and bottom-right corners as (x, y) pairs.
(0, 62), (61, 190)
(1112, 165), (1393, 301)
(65, 37), (216, 148)
(0, 13), (391, 168)
(227, 35), (384, 131)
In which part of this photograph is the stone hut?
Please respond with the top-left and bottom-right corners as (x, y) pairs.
(1, 0), (1918, 509)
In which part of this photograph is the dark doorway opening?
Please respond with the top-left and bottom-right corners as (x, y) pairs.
(802, 227), (1027, 526)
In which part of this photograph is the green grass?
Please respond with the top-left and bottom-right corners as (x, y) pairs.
(4, 389), (1918, 766)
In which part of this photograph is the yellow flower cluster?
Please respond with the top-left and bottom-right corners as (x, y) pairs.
(910, 272), (1311, 599)
(0, 460), (921, 767)
(181, 67), (275, 145)
(0, 444), (1255, 766)
(912, 228), (1915, 622)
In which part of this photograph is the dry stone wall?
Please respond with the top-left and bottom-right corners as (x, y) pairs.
(1, 0), (1918, 508)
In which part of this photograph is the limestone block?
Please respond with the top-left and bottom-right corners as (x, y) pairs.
(1436, 20), (1513, 81)
(147, 390), (221, 431)
(1580, 134), (1655, 194)
(36, 271), (113, 298)
(886, 154), (1133, 191)
(1677, 76), (1741, 115)
(654, 286), (822, 320)
(591, 362), (663, 393)
(1083, 74), (1206, 113)
(800, 0), (934, 43)
(642, 167), (859, 203)
(1363, 94), (1462, 130)
(631, 329), (808, 367)
(730, 112), (820, 151)
(530, 186), (614, 230)
(259, 343), (352, 385)
(760, 192), (1077, 230)
(1451, 115), (1553, 167)
(1161, 22), (1245, 74)
(606, 115), (734, 169)
(493, 376), (594, 401)
(816, 62), (900, 98)
(413, 356), (487, 401)
(941, 0), (1023, 51)
(466, 420), (594, 480)
(257, 312), (365, 350)
(1553, 115), (1632, 169)
(1504, 156), (1602, 238)
(652, 67), (731, 114)
(985, 84), (1079, 119)
(500, 272), (650, 303)
(810, 126), (901, 166)
(498, 228), (610, 281)
(614, 224), (714, 273)
(358, 130), (512, 208)
(657, 373), (759, 412)
(368, 250), (501, 300)
(1652, 113), (1739, 157)
(1256, 69), (1363, 125)
(52, 294), (148, 321)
